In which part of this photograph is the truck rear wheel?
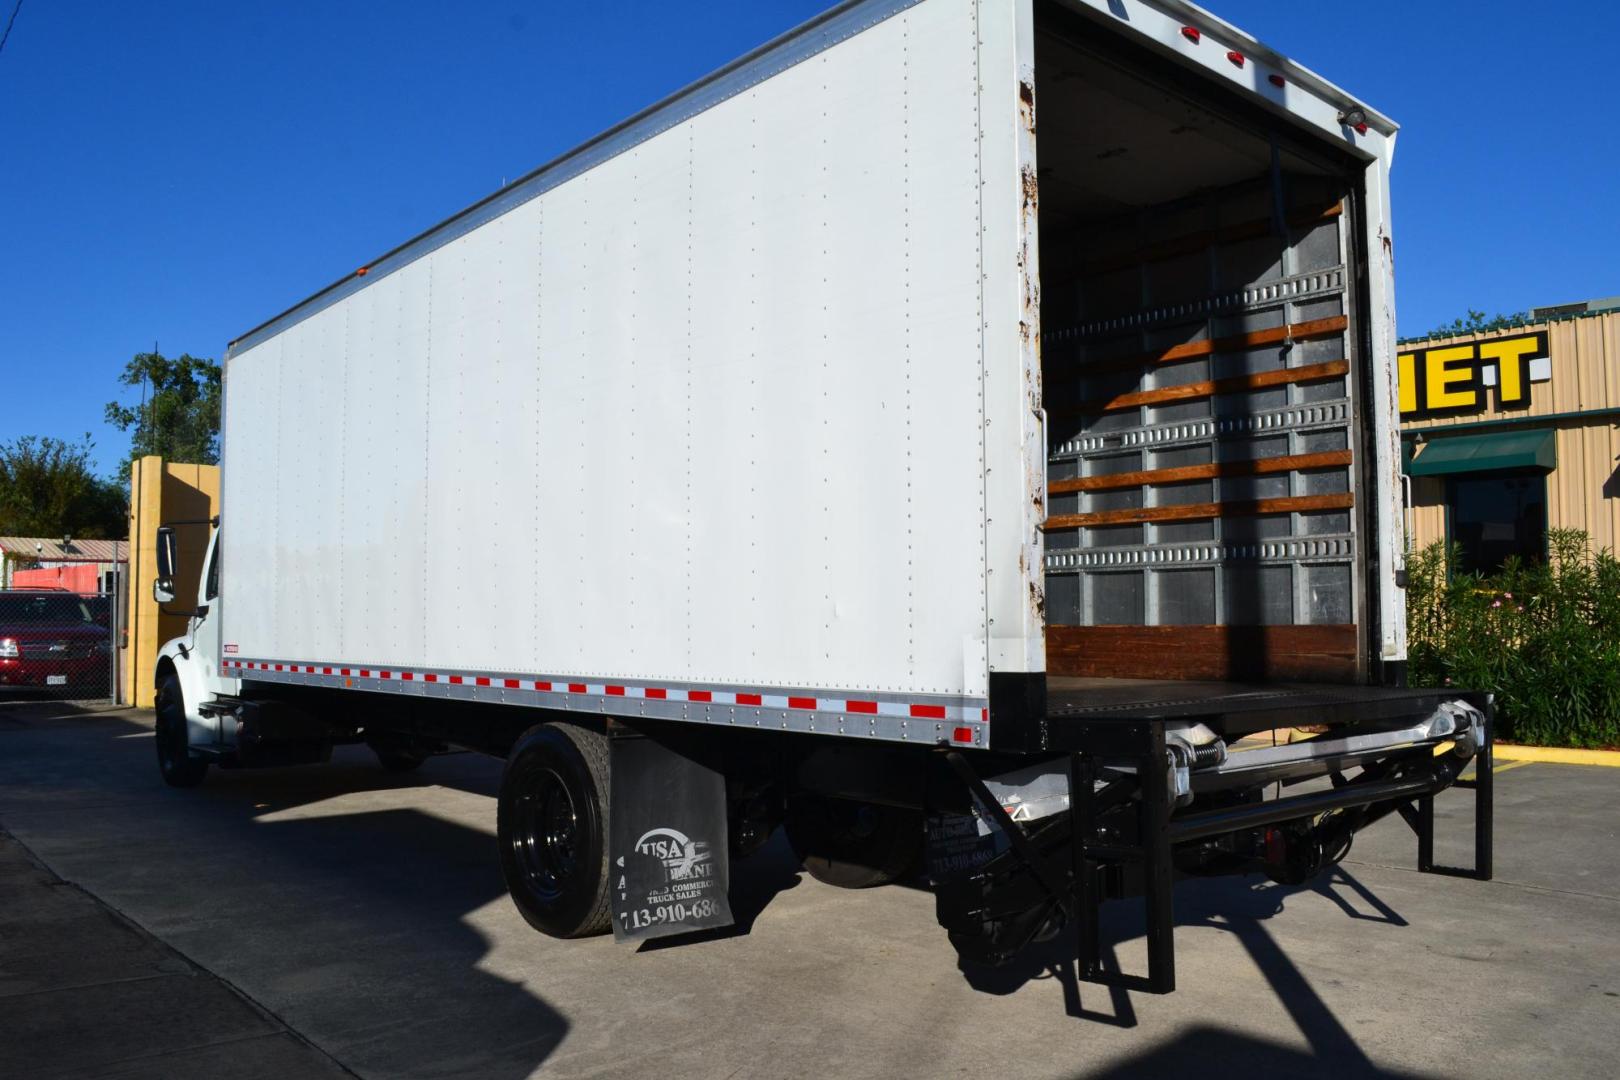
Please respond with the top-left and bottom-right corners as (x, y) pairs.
(785, 796), (921, 889)
(497, 722), (612, 938)
(155, 673), (208, 788)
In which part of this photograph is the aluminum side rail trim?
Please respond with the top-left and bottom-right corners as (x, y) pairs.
(225, 658), (989, 748)
(1048, 266), (1348, 343)
(1049, 399), (1352, 460)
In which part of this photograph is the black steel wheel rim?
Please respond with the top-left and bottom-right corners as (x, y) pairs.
(512, 767), (579, 901)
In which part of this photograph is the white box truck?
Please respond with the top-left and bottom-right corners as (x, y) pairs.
(151, 0), (1492, 991)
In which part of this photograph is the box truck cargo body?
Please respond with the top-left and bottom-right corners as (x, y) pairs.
(152, 0), (1492, 991)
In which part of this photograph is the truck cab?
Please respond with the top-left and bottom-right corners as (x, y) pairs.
(151, 522), (238, 784)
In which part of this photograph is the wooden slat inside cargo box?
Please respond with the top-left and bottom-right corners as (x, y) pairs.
(1046, 624), (1359, 682)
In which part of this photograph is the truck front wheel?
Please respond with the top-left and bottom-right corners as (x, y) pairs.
(785, 795), (921, 889)
(497, 723), (612, 938)
(155, 673), (208, 788)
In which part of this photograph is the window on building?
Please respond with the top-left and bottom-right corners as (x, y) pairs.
(1447, 469), (1548, 575)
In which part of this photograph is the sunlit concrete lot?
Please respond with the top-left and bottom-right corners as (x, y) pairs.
(2, 702), (1616, 1079)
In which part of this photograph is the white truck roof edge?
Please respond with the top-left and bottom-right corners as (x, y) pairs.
(1117, 0), (1397, 135)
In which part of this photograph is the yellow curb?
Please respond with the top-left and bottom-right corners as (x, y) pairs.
(1492, 744), (1620, 767)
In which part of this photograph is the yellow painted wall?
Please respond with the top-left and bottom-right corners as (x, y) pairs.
(124, 458), (219, 707)
(1402, 311), (1620, 555)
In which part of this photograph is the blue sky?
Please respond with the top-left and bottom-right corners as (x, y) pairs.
(3, 1), (1617, 477)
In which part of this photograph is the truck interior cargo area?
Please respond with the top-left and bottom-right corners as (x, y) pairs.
(1034, 6), (1370, 686)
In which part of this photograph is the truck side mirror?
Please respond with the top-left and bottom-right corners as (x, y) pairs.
(155, 526), (177, 580)
(153, 577), (176, 604)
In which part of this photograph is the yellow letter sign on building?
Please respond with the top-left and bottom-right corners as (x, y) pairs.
(1400, 306), (1620, 576)
(1397, 331), (1549, 420)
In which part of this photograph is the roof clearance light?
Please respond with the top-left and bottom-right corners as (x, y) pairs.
(356, 267), (369, 276)
(1269, 73), (1286, 87)
(1227, 51), (1245, 67)
(1180, 26), (1201, 43)
(1338, 106), (1369, 136)
(1355, 122), (1369, 135)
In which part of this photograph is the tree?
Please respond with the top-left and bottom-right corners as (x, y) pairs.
(0, 435), (128, 540)
(104, 351), (222, 465)
(1421, 308), (1531, 340)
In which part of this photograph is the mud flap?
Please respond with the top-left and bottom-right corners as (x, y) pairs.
(609, 732), (734, 942)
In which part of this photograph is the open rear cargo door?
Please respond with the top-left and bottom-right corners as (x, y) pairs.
(1033, 5), (1372, 683)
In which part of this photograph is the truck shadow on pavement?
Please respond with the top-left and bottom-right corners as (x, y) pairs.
(0, 705), (569, 1080)
(957, 867), (1433, 1078)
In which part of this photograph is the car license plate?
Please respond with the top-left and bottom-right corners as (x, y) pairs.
(46, 675), (67, 686)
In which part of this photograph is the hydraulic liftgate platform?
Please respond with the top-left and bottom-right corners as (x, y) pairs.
(936, 683), (1493, 994)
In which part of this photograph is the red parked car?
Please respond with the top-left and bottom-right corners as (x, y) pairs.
(0, 591), (111, 694)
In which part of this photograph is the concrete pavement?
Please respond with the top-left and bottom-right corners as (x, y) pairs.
(0, 825), (349, 1079)
(1, 701), (1616, 1079)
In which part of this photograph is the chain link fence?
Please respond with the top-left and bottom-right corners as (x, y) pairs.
(0, 588), (120, 705)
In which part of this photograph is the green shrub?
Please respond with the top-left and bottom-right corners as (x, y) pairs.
(1406, 529), (1620, 748)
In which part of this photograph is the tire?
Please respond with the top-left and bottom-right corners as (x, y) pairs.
(785, 795), (921, 889)
(155, 672), (208, 788)
(497, 722), (612, 938)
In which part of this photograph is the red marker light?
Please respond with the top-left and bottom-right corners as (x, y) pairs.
(1354, 122), (1369, 135)
(1268, 73), (1287, 88)
(952, 726), (974, 744)
(1180, 26), (1201, 43)
(1227, 50), (1245, 67)
(355, 267), (369, 276)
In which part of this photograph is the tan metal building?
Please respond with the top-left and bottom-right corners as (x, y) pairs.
(1402, 300), (1620, 572)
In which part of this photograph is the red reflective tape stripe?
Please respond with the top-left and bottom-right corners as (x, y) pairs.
(909, 704), (947, 720)
(606, 685), (625, 696)
(736, 692), (762, 706)
(380, 671), (391, 678)
(448, 675), (462, 685)
(534, 681), (550, 691)
(476, 677), (491, 687)
(688, 690), (712, 703)
(845, 700), (878, 714)
(981, 708), (988, 722)
(305, 666), (315, 673)
(645, 688), (667, 700)
(340, 668), (350, 676)
(424, 674), (438, 683)
(504, 678), (520, 688)
(402, 672), (413, 681)
(788, 696), (817, 711)
(568, 683), (586, 694)
(322, 667), (332, 675)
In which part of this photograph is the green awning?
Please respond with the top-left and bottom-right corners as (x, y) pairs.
(1404, 428), (1556, 477)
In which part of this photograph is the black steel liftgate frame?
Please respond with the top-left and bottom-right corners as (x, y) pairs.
(947, 702), (1494, 995)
